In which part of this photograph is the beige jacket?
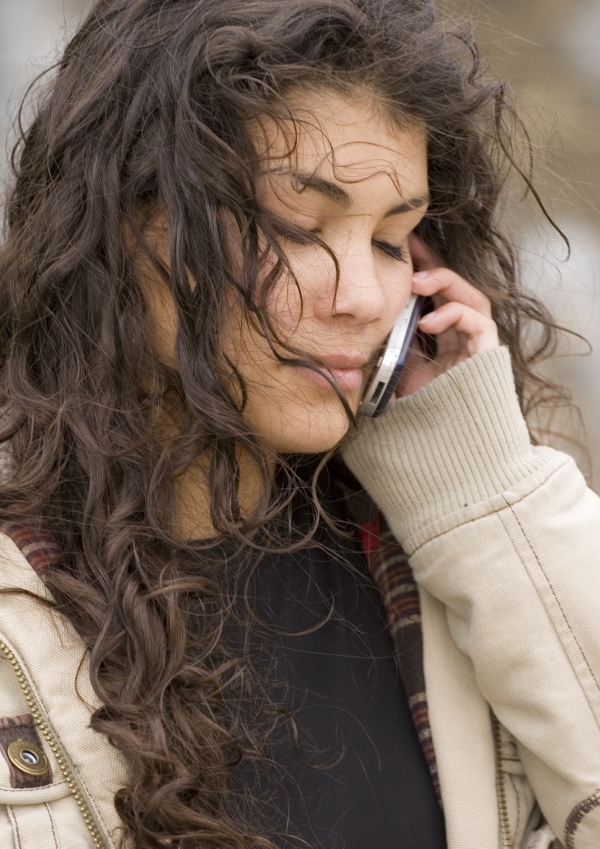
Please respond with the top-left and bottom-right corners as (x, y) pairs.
(0, 347), (597, 848)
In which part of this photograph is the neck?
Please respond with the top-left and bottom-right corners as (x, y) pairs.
(173, 447), (275, 540)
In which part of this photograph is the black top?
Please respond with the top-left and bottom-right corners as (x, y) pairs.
(224, 470), (447, 849)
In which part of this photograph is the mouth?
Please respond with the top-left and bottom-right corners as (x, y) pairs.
(286, 354), (370, 393)
(291, 365), (364, 391)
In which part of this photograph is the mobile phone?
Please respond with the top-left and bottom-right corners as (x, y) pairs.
(360, 294), (426, 417)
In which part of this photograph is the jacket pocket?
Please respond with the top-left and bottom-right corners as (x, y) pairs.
(0, 708), (94, 847)
(0, 791), (94, 848)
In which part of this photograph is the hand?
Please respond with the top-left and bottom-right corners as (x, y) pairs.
(395, 234), (500, 397)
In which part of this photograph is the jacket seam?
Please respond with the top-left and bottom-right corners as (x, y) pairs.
(0, 631), (112, 845)
(506, 501), (600, 697)
(65, 761), (112, 840)
(45, 802), (59, 849)
(565, 791), (600, 849)
(409, 459), (567, 556)
(410, 463), (600, 722)
(7, 805), (22, 849)
(0, 781), (69, 793)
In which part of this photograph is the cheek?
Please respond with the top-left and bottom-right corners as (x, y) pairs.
(265, 240), (338, 334)
(265, 271), (307, 339)
(382, 255), (415, 312)
(219, 256), (364, 453)
(220, 312), (353, 453)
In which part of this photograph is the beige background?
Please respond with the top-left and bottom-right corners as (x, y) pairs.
(1, 0), (599, 480)
(442, 0), (600, 483)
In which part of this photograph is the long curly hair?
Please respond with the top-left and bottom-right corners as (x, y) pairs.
(0, 0), (570, 846)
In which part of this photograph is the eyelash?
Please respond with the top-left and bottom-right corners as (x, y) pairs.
(373, 241), (409, 263)
(275, 227), (409, 263)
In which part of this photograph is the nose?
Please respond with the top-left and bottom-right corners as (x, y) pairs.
(311, 240), (389, 327)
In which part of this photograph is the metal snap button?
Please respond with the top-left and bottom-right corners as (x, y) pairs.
(7, 740), (50, 777)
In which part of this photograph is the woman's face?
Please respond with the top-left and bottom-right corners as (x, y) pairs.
(145, 90), (429, 454)
(222, 91), (428, 453)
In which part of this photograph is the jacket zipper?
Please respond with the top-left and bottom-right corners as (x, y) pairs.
(0, 630), (517, 849)
(0, 638), (108, 849)
(491, 711), (512, 848)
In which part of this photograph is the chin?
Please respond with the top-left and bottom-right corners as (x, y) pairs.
(255, 402), (355, 455)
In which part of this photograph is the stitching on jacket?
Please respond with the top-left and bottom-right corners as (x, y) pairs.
(0, 714), (54, 790)
(565, 791), (600, 849)
(0, 781), (68, 793)
(45, 802), (59, 849)
(0, 526), (113, 841)
(507, 504), (600, 696)
(74, 769), (113, 838)
(409, 459), (568, 556)
(7, 806), (22, 849)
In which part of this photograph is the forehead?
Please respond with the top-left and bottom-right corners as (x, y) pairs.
(253, 88), (428, 195)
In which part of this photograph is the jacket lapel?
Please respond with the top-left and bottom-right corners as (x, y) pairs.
(0, 529), (128, 848)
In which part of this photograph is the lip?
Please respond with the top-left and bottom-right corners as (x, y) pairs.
(288, 354), (369, 393)
(319, 354), (368, 370)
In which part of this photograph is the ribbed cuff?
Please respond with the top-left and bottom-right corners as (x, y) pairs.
(341, 347), (548, 546)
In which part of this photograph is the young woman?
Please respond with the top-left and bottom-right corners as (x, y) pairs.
(0, 0), (597, 847)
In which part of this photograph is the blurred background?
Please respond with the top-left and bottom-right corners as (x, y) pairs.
(0, 0), (599, 480)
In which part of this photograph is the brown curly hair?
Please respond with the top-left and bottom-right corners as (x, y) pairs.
(0, 0), (570, 846)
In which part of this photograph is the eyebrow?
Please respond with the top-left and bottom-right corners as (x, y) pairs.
(383, 196), (430, 217)
(292, 171), (429, 217)
(294, 173), (352, 207)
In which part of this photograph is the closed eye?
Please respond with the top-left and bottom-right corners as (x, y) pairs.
(271, 223), (320, 246)
(373, 241), (409, 263)
(273, 223), (409, 264)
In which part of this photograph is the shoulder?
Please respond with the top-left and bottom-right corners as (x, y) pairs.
(0, 522), (59, 595)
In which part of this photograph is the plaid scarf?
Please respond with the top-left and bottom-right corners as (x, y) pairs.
(358, 512), (441, 804)
(1, 504), (442, 807)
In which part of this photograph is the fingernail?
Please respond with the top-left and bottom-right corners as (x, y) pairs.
(413, 271), (429, 279)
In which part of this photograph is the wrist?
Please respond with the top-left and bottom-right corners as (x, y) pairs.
(342, 347), (548, 548)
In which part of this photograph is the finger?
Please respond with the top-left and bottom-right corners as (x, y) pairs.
(408, 233), (441, 272)
(418, 301), (499, 353)
(394, 343), (441, 398)
(412, 266), (492, 317)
